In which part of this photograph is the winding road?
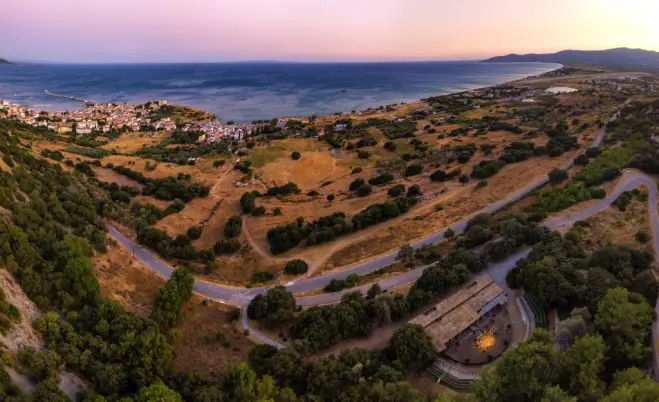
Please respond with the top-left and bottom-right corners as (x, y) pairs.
(107, 120), (614, 307)
(107, 113), (659, 371)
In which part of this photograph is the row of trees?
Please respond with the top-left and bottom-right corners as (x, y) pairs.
(108, 164), (210, 202)
(267, 195), (420, 254)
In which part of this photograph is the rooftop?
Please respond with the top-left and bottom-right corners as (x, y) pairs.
(409, 275), (506, 352)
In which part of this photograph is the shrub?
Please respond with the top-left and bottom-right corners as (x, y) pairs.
(224, 215), (243, 238)
(285, 259), (309, 275)
(405, 163), (423, 177)
(388, 184), (406, 197)
(406, 185), (422, 197)
(476, 180), (488, 188)
(251, 271), (275, 284)
(214, 239), (241, 254)
(327, 194), (335, 202)
(457, 152), (472, 164)
(349, 178), (366, 191)
(213, 160), (225, 168)
(251, 206), (266, 216)
(291, 151), (301, 160)
(265, 182), (301, 196)
(358, 151), (370, 159)
(357, 184), (373, 197)
(351, 167), (363, 174)
(430, 169), (447, 182)
(459, 174), (470, 184)
(613, 192), (632, 211)
(585, 147), (600, 158)
(447, 168), (462, 179)
(369, 172), (395, 185)
(548, 168), (568, 185)
(240, 192), (257, 213)
(574, 154), (589, 166)
(186, 226), (203, 240)
(384, 141), (398, 151)
(636, 230), (650, 244)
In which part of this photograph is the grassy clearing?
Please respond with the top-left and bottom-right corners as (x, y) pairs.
(249, 145), (287, 167)
(573, 145), (635, 184)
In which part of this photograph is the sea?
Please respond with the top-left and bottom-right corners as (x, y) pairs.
(0, 61), (560, 122)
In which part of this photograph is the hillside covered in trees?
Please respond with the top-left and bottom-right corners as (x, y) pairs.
(483, 47), (659, 72)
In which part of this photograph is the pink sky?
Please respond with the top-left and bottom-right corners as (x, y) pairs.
(2, 0), (658, 62)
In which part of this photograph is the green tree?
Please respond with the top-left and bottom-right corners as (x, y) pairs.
(151, 266), (194, 328)
(397, 243), (415, 265)
(548, 168), (568, 185)
(558, 334), (606, 401)
(224, 215), (243, 238)
(541, 386), (576, 402)
(32, 377), (69, 402)
(136, 380), (182, 402)
(595, 287), (653, 369)
(475, 329), (558, 402)
(284, 259), (308, 275)
(247, 286), (297, 328)
(387, 324), (436, 369)
(603, 374), (659, 401)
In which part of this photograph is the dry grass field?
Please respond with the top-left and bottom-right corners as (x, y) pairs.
(101, 131), (169, 153)
(568, 188), (652, 253)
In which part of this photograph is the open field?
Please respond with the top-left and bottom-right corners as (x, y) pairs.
(101, 131), (169, 153)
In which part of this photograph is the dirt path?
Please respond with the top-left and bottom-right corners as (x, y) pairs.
(210, 161), (236, 198)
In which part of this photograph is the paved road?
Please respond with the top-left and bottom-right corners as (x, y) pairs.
(108, 119), (614, 306)
(112, 114), (659, 351)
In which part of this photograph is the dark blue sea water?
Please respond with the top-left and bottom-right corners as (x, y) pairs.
(0, 62), (560, 122)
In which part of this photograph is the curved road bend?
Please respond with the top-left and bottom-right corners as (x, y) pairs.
(107, 121), (614, 305)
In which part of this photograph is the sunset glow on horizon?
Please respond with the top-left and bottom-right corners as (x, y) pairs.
(2, 0), (659, 63)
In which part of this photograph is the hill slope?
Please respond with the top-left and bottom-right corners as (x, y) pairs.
(0, 58), (11, 65)
(483, 48), (659, 72)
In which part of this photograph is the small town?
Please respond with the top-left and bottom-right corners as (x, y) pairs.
(0, 98), (256, 141)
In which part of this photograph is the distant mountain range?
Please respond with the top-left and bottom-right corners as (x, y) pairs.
(483, 48), (659, 72)
(0, 58), (12, 65)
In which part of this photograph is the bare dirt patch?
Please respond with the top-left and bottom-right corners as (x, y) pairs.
(93, 242), (163, 317)
(172, 296), (254, 378)
(92, 166), (144, 189)
(0, 270), (43, 351)
(260, 151), (349, 189)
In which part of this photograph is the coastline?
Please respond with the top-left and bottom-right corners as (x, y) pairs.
(0, 61), (561, 122)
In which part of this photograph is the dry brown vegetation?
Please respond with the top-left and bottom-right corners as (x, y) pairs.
(568, 188), (652, 253)
(92, 241), (255, 377)
(172, 295), (253, 378)
(101, 131), (169, 153)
